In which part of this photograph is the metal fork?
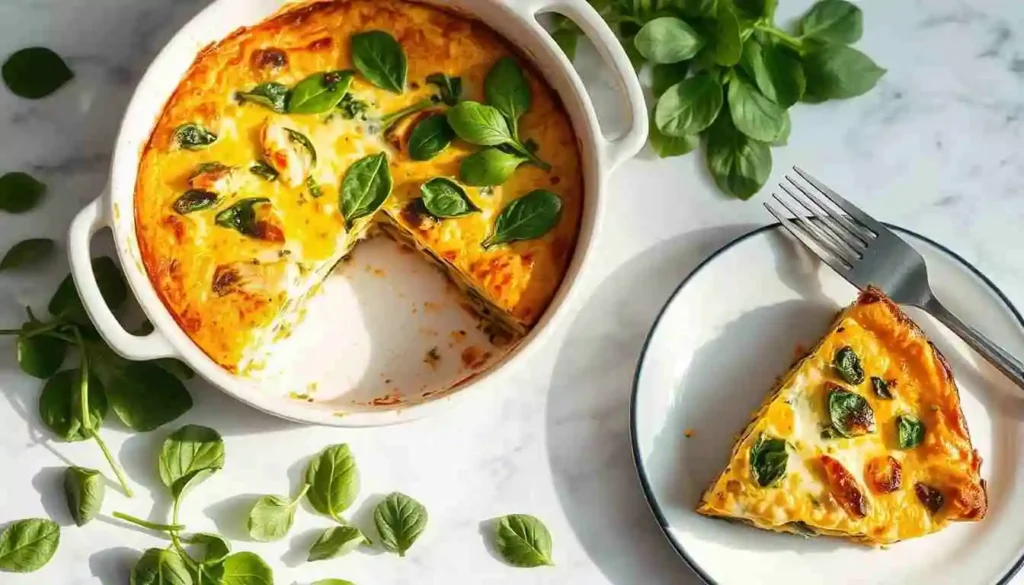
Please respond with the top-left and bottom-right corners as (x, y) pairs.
(764, 166), (1024, 390)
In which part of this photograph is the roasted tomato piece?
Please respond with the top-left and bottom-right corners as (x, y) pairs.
(251, 48), (288, 71)
(914, 483), (944, 514)
(820, 455), (869, 519)
(865, 455), (902, 494)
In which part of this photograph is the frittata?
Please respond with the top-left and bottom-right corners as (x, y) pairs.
(135, 0), (582, 372)
(698, 287), (987, 545)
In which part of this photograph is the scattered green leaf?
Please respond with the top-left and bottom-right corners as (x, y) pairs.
(308, 526), (368, 562)
(237, 82), (290, 113)
(305, 444), (360, 523)
(459, 147), (525, 187)
(289, 71), (353, 114)
(482, 189), (562, 249)
(704, 111), (771, 199)
(800, 0), (863, 44)
(340, 152), (392, 229)
(351, 31), (407, 93)
(173, 190), (218, 215)
(827, 387), (876, 437)
(896, 414), (925, 449)
(247, 484), (309, 542)
(0, 172), (46, 213)
(130, 548), (191, 585)
(634, 17), (704, 64)
(408, 113), (454, 161)
(64, 466), (105, 526)
(158, 425), (225, 498)
(494, 514), (554, 568)
(2, 47), (73, 99)
(420, 177), (479, 218)
(0, 519), (60, 573)
(374, 492), (427, 557)
(749, 434), (787, 487)
(173, 124), (218, 150)
(654, 73), (723, 137)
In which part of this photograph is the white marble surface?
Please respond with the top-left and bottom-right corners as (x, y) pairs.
(1, 0), (1023, 583)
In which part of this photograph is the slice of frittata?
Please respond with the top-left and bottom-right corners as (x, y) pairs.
(697, 287), (987, 545)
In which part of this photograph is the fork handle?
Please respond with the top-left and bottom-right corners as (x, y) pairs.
(924, 297), (1024, 390)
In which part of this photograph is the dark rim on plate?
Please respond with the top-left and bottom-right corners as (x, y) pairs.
(629, 222), (1024, 585)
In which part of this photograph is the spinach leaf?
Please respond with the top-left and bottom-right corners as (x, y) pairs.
(289, 70), (353, 114)
(459, 148), (525, 187)
(634, 17), (705, 64)
(236, 82), (290, 113)
(727, 75), (787, 142)
(482, 189), (562, 249)
(0, 519), (60, 572)
(187, 532), (231, 564)
(221, 551), (273, 585)
(308, 525), (368, 561)
(2, 47), (73, 99)
(710, 4), (742, 66)
(338, 93), (370, 120)
(649, 115), (699, 158)
(735, 0), (778, 20)
(305, 444), (360, 523)
(0, 171), (46, 213)
(833, 346), (864, 384)
(549, 14), (580, 60)
(247, 484), (309, 542)
(48, 257), (126, 324)
(741, 40), (805, 108)
(91, 358), (193, 432)
(173, 124), (218, 150)
(158, 425), (225, 498)
(130, 548), (191, 585)
(651, 61), (690, 99)
(704, 109), (771, 199)
(914, 483), (944, 514)
(485, 57), (531, 136)
(494, 514), (554, 568)
(420, 178), (479, 218)
(408, 113), (454, 161)
(871, 376), (893, 399)
(426, 72), (462, 106)
(17, 330), (66, 379)
(284, 128), (317, 166)
(312, 580), (356, 585)
(772, 110), (791, 146)
(800, 0), (862, 44)
(446, 101), (515, 146)
(827, 387), (876, 437)
(307, 176), (323, 199)
(654, 73), (723, 137)
(249, 161), (279, 182)
(1, 238), (54, 271)
(215, 198), (271, 238)
(38, 369), (106, 442)
(173, 190), (218, 215)
(64, 466), (105, 526)
(351, 30), (407, 94)
(896, 414), (925, 449)
(340, 152), (392, 229)
(802, 44), (885, 101)
(749, 434), (787, 487)
(374, 492), (427, 557)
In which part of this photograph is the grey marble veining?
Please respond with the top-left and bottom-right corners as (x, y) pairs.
(1, 0), (1023, 584)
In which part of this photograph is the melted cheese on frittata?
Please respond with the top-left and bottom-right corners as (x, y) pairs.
(697, 289), (987, 545)
(135, 0), (582, 371)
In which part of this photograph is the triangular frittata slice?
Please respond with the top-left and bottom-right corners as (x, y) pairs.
(697, 287), (987, 545)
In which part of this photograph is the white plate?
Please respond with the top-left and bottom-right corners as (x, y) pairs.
(631, 224), (1024, 585)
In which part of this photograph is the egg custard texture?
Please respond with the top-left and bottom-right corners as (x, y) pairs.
(698, 287), (987, 545)
(135, 0), (582, 372)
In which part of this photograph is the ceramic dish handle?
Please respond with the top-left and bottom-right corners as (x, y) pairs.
(515, 0), (648, 171)
(69, 191), (178, 360)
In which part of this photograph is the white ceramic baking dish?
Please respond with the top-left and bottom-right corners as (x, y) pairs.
(68, 0), (646, 426)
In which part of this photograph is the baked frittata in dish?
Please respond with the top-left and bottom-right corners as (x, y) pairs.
(698, 287), (987, 545)
(135, 0), (582, 372)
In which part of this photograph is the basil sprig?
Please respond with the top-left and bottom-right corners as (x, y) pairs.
(305, 444), (361, 523)
(548, 0), (883, 199)
(247, 484), (310, 542)
(351, 30), (407, 93)
(482, 189), (563, 249)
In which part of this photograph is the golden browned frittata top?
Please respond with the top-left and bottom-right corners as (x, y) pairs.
(135, 0), (582, 371)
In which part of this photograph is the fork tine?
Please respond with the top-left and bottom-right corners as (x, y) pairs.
(792, 166), (885, 236)
(770, 192), (858, 265)
(778, 182), (864, 256)
(783, 176), (871, 246)
(764, 201), (853, 273)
